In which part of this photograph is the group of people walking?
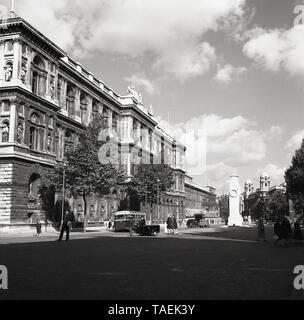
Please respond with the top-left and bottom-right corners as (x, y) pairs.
(166, 214), (178, 235)
(274, 217), (303, 246)
(256, 216), (303, 246)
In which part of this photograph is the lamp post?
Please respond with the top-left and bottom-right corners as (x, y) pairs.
(156, 179), (160, 223)
(61, 160), (66, 231)
(144, 186), (150, 224)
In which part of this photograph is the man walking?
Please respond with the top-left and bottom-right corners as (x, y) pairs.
(256, 217), (266, 242)
(58, 211), (72, 241)
(173, 215), (178, 235)
(166, 214), (173, 235)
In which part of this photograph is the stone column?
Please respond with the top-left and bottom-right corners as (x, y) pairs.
(45, 61), (51, 99)
(62, 80), (67, 110)
(87, 96), (93, 125)
(0, 40), (5, 84)
(74, 88), (81, 121)
(26, 45), (32, 88)
(12, 37), (21, 83)
(108, 109), (113, 136)
(44, 115), (49, 151)
(9, 98), (18, 143)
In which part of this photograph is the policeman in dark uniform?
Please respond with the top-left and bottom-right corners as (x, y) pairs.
(58, 211), (72, 241)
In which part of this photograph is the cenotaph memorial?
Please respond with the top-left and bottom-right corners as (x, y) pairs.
(228, 174), (244, 227)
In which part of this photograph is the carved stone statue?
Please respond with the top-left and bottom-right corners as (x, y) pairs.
(50, 78), (55, 99)
(4, 64), (13, 82)
(31, 114), (38, 124)
(1, 123), (9, 142)
(149, 105), (154, 115)
(47, 134), (52, 151)
(127, 84), (142, 103)
(20, 68), (27, 84)
(17, 124), (23, 144)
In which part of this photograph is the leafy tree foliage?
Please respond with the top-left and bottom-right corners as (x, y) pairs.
(218, 194), (229, 221)
(266, 190), (289, 221)
(43, 113), (125, 231)
(252, 198), (268, 220)
(129, 164), (175, 204)
(285, 139), (304, 215)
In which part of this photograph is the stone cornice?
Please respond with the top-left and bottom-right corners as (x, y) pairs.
(0, 86), (61, 113)
(0, 17), (66, 59)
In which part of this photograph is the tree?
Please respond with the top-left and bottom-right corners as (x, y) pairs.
(285, 139), (304, 216)
(252, 197), (268, 220)
(43, 113), (125, 232)
(218, 194), (229, 222)
(129, 163), (175, 210)
(267, 190), (289, 221)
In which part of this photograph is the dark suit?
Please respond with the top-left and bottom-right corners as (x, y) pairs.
(59, 214), (72, 241)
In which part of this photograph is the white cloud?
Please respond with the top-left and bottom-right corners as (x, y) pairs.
(17, 0), (246, 80)
(205, 162), (237, 193)
(243, 25), (304, 76)
(215, 64), (247, 84)
(268, 126), (284, 140)
(158, 114), (268, 176)
(124, 74), (158, 95)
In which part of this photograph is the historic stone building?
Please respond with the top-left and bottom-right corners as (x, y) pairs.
(184, 175), (217, 217)
(242, 173), (288, 219)
(0, 14), (215, 230)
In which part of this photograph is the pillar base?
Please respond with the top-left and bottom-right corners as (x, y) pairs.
(228, 215), (244, 227)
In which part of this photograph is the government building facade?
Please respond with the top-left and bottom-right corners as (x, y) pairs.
(0, 14), (216, 230)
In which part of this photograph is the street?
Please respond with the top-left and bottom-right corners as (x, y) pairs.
(0, 227), (303, 300)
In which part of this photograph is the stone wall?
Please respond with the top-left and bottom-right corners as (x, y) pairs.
(0, 158), (49, 226)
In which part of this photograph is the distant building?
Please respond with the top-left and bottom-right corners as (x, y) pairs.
(242, 172), (287, 219)
(184, 175), (218, 218)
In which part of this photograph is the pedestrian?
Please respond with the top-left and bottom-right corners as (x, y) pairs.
(36, 219), (42, 237)
(44, 219), (48, 232)
(274, 219), (283, 246)
(256, 218), (266, 242)
(58, 211), (72, 241)
(281, 216), (292, 246)
(166, 214), (173, 235)
(293, 220), (303, 245)
(173, 215), (178, 235)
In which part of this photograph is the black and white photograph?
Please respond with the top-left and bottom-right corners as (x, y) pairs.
(0, 0), (304, 308)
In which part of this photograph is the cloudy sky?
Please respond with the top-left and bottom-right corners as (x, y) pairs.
(2, 0), (304, 193)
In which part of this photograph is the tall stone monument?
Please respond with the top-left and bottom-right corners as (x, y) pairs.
(228, 174), (243, 227)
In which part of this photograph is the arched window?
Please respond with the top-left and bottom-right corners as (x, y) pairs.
(0, 121), (9, 142)
(28, 173), (41, 197)
(31, 55), (46, 96)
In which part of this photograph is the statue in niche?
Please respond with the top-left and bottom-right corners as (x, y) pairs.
(47, 134), (52, 152)
(31, 114), (38, 124)
(4, 64), (13, 82)
(17, 124), (24, 144)
(50, 78), (55, 99)
(20, 63), (27, 84)
(1, 123), (9, 142)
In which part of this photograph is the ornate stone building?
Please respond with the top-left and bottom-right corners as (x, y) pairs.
(0, 14), (215, 230)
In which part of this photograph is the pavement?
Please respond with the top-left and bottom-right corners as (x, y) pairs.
(0, 225), (256, 245)
(0, 225), (303, 300)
